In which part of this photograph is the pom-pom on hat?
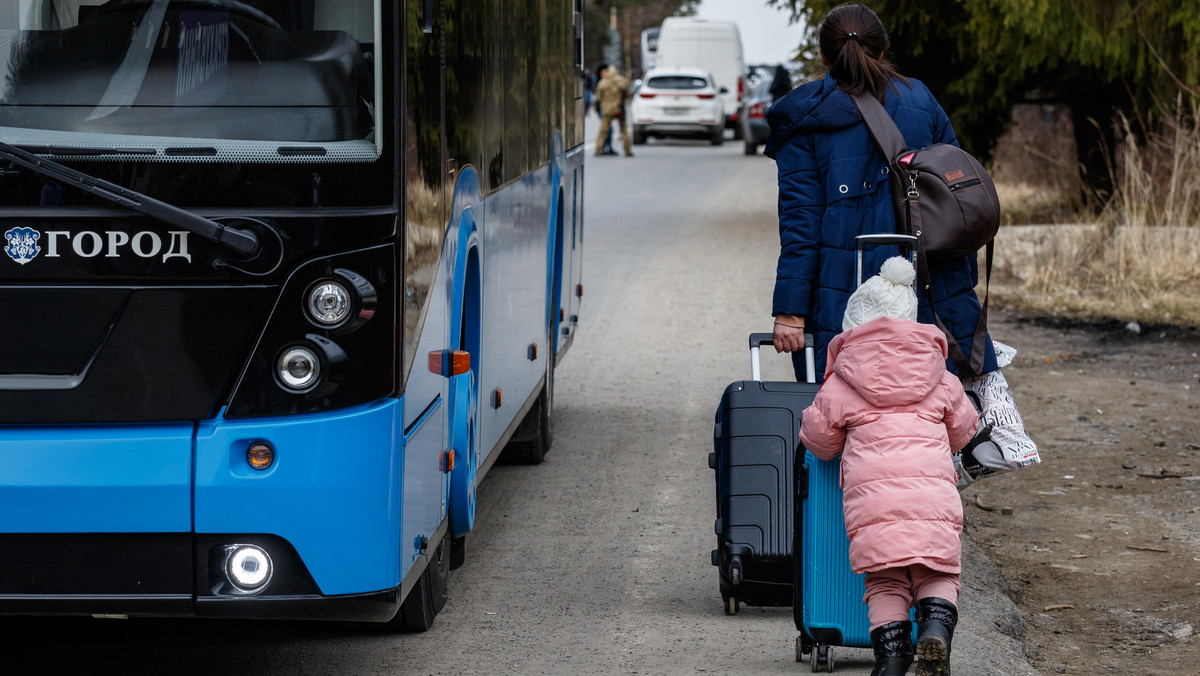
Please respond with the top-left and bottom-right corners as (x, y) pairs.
(842, 256), (919, 330)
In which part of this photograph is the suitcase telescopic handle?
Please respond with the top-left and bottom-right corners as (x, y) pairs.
(748, 333), (816, 384)
(856, 233), (918, 250)
(855, 233), (919, 288)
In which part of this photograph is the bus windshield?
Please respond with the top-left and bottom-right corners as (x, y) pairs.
(0, 0), (381, 162)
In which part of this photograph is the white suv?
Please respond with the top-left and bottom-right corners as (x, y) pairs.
(630, 68), (726, 146)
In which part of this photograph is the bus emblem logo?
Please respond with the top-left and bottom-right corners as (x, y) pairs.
(4, 227), (41, 265)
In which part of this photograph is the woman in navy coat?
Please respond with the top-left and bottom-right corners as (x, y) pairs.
(765, 4), (997, 383)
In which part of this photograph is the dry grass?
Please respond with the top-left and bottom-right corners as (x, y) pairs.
(994, 180), (1084, 225)
(990, 98), (1200, 329)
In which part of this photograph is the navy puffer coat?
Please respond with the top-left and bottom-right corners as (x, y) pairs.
(764, 73), (998, 380)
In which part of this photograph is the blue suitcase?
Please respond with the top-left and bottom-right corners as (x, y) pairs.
(793, 234), (920, 671)
(793, 453), (874, 670)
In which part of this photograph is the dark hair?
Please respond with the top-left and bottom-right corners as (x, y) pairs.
(818, 4), (906, 100)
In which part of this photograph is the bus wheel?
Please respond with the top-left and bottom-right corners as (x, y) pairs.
(393, 533), (450, 632)
(499, 350), (554, 464)
(450, 535), (467, 571)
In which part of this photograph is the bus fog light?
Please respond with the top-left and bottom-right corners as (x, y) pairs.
(277, 346), (321, 391)
(224, 545), (272, 593)
(306, 280), (351, 326)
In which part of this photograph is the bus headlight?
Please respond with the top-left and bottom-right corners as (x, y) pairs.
(224, 545), (273, 593)
(277, 346), (321, 391)
(306, 280), (352, 326)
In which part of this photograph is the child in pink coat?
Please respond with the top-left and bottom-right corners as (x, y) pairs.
(800, 257), (978, 676)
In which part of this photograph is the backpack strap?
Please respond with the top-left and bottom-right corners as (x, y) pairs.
(853, 91), (990, 376)
(852, 91), (908, 162)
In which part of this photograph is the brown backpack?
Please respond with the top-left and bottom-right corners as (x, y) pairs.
(852, 91), (1000, 376)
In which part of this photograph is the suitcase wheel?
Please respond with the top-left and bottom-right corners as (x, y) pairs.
(722, 593), (739, 616)
(810, 644), (833, 673)
(728, 555), (743, 585)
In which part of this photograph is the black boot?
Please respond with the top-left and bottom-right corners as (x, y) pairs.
(869, 621), (914, 676)
(915, 598), (958, 676)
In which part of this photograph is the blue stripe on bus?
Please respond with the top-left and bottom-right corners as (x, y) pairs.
(0, 424), (194, 533)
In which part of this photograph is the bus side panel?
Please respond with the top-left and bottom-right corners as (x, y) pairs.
(400, 213), (464, 586)
(194, 400), (404, 596)
(0, 425), (193, 533)
(477, 172), (553, 463)
(559, 147), (585, 359)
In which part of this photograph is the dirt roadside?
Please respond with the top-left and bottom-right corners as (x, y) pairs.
(964, 311), (1199, 675)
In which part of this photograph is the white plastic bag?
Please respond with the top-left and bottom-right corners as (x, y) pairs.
(953, 341), (1040, 489)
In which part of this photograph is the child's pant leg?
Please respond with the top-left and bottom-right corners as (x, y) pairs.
(863, 567), (914, 631)
(865, 565), (962, 629)
(910, 565), (960, 604)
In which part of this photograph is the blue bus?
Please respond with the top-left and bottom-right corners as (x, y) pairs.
(0, 0), (585, 630)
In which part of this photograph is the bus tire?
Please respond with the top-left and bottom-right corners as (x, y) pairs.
(393, 533), (450, 632)
(450, 535), (467, 570)
(499, 352), (554, 465)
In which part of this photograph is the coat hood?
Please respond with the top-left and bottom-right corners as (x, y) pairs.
(826, 317), (949, 408)
(764, 74), (864, 157)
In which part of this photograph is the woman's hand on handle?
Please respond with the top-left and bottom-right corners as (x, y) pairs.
(772, 315), (805, 353)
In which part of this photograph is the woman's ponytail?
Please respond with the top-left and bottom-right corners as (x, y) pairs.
(817, 4), (906, 101)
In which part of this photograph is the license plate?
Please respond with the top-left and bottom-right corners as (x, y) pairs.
(664, 107), (688, 115)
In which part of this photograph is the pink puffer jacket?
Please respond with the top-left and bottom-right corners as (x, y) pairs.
(799, 317), (978, 575)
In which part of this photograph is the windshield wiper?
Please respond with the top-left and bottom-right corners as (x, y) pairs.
(0, 140), (259, 257)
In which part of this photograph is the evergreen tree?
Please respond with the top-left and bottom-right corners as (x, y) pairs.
(768, 0), (1200, 199)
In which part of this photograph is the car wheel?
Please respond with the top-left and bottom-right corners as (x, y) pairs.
(710, 128), (724, 146)
(732, 124), (744, 141)
(633, 126), (646, 145)
(744, 140), (757, 155)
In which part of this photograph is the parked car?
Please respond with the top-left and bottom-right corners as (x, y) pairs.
(740, 77), (774, 155)
(631, 68), (726, 146)
(654, 18), (745, 139)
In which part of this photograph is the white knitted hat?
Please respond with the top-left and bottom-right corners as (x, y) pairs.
(842, 256), (919, 330)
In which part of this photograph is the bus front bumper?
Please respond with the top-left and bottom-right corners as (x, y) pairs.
(0, 533), (403, 622)
(0, 400), (411, 621)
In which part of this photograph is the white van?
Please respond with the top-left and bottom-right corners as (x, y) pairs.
(654, 18), (745, 138)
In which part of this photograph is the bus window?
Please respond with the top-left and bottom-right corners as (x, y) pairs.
(0, 0), (380, 162)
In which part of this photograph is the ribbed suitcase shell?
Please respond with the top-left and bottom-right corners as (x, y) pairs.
(795, 452), (872, 647)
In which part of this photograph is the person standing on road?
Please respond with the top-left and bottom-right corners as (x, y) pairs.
(595, 65), (633, 157)
(799, 257), (978, 676)
(769, 64), (792, 103)
(594, 64), (616, 155)
(764, 3), (997, 384)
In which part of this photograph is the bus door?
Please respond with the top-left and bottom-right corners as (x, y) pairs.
(401, 0), (451, 576)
